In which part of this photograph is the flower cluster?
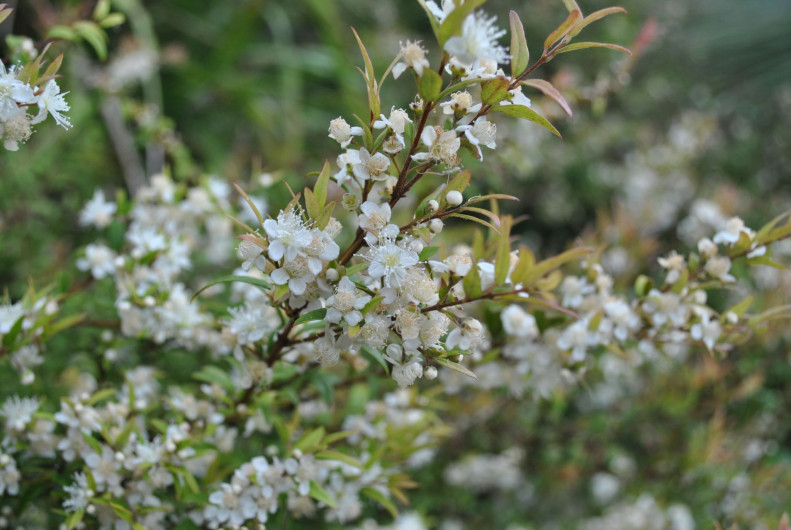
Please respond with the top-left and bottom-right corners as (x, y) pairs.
(0, 59), (70, 150)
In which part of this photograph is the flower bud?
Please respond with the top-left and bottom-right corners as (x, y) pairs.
(445, 190), (463, 206)
(424, 366), (438, 380)
(342, 193), (360, 211)
(429, 218), (444, 234)
(325, 268), (339, 282)
(427, 200), (439, 213)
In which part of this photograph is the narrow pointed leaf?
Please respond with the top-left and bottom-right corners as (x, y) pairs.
(543, 10), (581, 51)
(492, 104), (561, 137)
(556, 42), (632, 56)
(435, 357), (478, 380)
(522, 79), (573, 117)
(509, 11), (529, 76)
(192, 275), (270, 301)
(571, 7), (627, 37)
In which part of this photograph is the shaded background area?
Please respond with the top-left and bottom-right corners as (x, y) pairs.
(2, 0), (790, 527)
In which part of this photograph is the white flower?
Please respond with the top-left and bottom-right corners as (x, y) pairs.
(690, 312), (721, 350)
(713, 216), (753, 246)
(412, 126), (460, 165)
(658, 250), (686, 284)
(328, 116), (362, 148)
(270, 256), (314, 296)
(85, 446), (123, 495)
(444, 11), (509, 68)
(352, 147), (391, 182)
(385, 345), (424, 388)
(697, 237), (718, 257)
(326, 277), (371, 327)
(226, 300), (279, 345)
(557, 319), (597, 362)
(373, 107), (412, 136)
(642, 289), (689, 328)
(305, 228), (340, 274)
(425, 0), (456, 22)
(560, 276), (594, 309)
(31, 80), (71, 129)
(0, 62), (36, 121)
(501, 305), (538, 339)
(76, 243), (117, 279)
(0, 454), (21, 496)
(263, 208), (312, 262)
(1, 395), (39, 434)
(79, 190), (118, 229)
(603, 300), (640, 342)
(705, 255), (735, 282)
(205, 482), (247, 527)
(358, 200), (398, 245)
(366, 239), (419, 288)
(63, 473), (92, 513)
(446, 318), (484, 350)
(393, 41), (431, 79)
(503, 85), (532, 107)
(440, 90), (480, 116)
(456, 117), (496, 159)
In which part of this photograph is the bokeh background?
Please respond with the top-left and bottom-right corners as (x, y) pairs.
(2, 0), (791, 527)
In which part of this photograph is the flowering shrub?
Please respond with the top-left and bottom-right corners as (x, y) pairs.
(1, 0), (790, 528)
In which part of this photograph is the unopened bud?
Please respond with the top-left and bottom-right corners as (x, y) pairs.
(445, 190), (463, 207)
(429, 218), (444, 234)
(427, 200), (439, 214)
(424, 366), (438, 380)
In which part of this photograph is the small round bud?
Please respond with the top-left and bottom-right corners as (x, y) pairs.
(424, 366), (438, 380)
(86, 505), (96, 515)
(445, 190), (463, 207)
(408, 239), (425, 254)
(114, 451), (125, 462)
(266, 444), (279, 456)
(325, 268), (339, 282)
(143, 295), (156, 307)
(101, 330), (114, 342)
(429, 218), (444, 234)
(427, 200), (439, 213)
(236, 404), (247, 414)
(292, 448), (303, 459)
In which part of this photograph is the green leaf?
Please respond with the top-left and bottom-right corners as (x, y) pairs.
(295, 308), (327, 326)
(87, 388), (118, 406)
(304, 187), (320, 221)
(1, 314), (24, 347)
(509, 11), (529, 76)
(93, 0), (111, 20)
(295, 427), (326, 452)
(722, 296), (753, 321)
(232, 182), (265, 228)
(315, 201), (336, 230)
(321, 431), (358, 445)
(435, 357), (478, 380)
(361, 345), (389, 374)
(48, 25), (79, 42)
(480, 77), (510, 105)
(314, 161), (331, 208)
(361, 296), (383, 315)
(462, 263), (482, 299)
(82, 432), (103, 454)
(556, 42), (632, 56)
(309, 480), (338, 509)
(351, 28), (380, 119)
(634, 274), (653, 297)
(521, 79), (573, 117)
(543, 9), (581, 51)
(73, 21), (108, 61)
(492, 104), (561, 137)
(191, 275), (270, 301)
(351, 114), (374, 151)
(570, 7), (627, 37)
(521, 246), (592, 285)
(316, 449), (363, 469)
(193, 366), (235, 392)
(448, 213), (501, 233)
(65, 509), (85, 530)
(438, 0), (487, 45)
(419, 246), (440, 261)
(510, 247), (535, 285)
(441, 170), (472, 208)
(361, 486), (398, 518)
(99, 13), (126, 28)
(418, 69), (443, 103)
(494, 216), (513, 285)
